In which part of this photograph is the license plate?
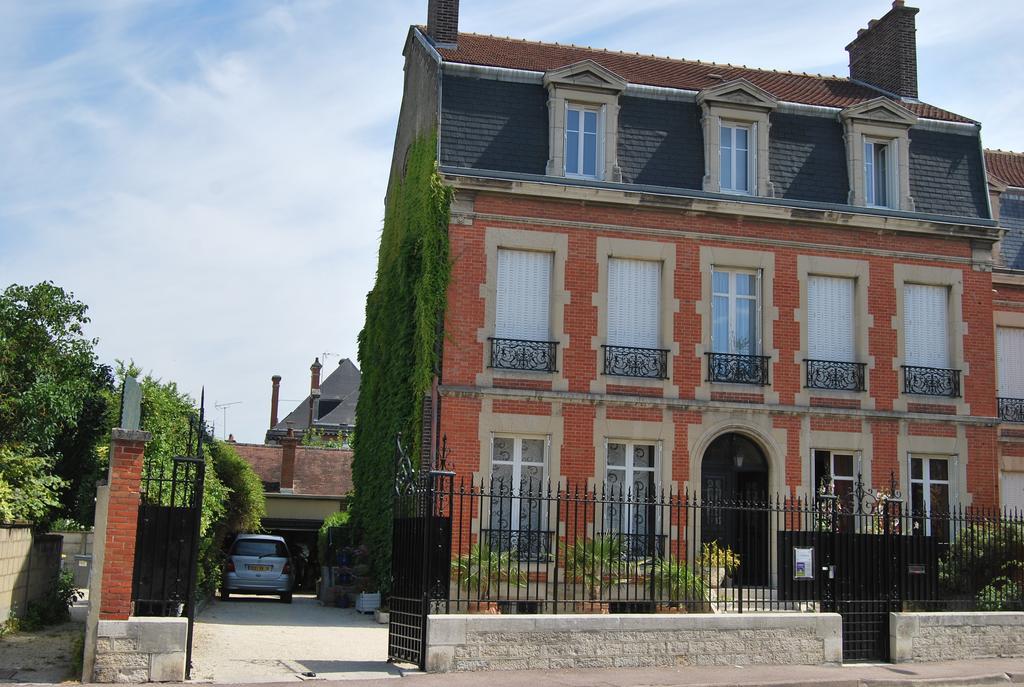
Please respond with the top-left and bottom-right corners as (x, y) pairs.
(247, 564), (272, 572)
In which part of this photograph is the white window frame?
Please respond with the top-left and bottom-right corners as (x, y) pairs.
(711, 267), (762, 355)
(864, 138), (898, 209)
(490, 434), (548, 532)
(813, 449), (857, 495)
(909, 455), (952, 536)
(564, 103), (604, 180)
(719, 121), (755, 195)
(605, 440), (659, 537)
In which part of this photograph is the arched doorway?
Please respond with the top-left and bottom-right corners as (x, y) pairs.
(701, 433), (770, 585)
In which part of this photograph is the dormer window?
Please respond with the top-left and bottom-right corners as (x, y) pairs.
(864, 139), (896, 208)
(543, 60), (627, 182)
(565, 104), (601, 179)
(720, 123), (754, 194)
(696, 79), (777, 197)
(840, 98), (917, 212)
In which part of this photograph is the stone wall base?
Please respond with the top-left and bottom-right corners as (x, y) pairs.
(91, 617), (188, 683)
(425, 612), (842, 672)
(890, 611), (1024, 663)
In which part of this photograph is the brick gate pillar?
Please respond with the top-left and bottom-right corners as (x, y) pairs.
(97, 428), (151, 619)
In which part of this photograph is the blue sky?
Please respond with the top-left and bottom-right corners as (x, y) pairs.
(1, 0), (1021, 443)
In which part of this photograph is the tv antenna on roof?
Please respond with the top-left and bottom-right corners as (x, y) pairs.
(214, 400), (243, 439)
(322, 351), (340, 366)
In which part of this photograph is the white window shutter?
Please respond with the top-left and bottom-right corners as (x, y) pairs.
(998, 327), (1024, 397)
(904, 284), (949, 368)
(808, 276), (855, 361)
(608, 258), (660, 348)
(496, 249), (551, 341)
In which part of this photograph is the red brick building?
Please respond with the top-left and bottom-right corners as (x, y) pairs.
(387, 0), (1016, 551)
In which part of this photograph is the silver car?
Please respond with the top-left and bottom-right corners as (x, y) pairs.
(221, 534), (294, 603)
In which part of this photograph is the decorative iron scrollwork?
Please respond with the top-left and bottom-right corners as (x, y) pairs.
(805, 359), (866, 392)
(482, 529), (554, 562)
(602, 345), (669, 379)
(706, 352), (770, 385)
(394, 432), (417, 496)
(998, 397), (1024, 423)
(489, 338), (558, 372)
(902, 365), (960, 397)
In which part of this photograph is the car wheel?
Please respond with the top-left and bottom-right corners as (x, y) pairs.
(280, 592), (293, 604)
(220, 590), (230, 601)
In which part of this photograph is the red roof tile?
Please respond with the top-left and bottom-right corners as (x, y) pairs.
(432, 32), (973, 124)
(986, 149), (1024, 189)
(231, 443), (353, 497)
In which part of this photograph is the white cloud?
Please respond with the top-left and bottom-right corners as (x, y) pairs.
(1, 0), (1021, 441)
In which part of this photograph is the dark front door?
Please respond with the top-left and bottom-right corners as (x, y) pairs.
(701, 433), (770, 585)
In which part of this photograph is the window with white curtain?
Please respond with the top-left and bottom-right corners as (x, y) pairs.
(712, 268), (760, 355)
(808, 276), (856, 362)
(864, 139), (896, 209)
(565, 104), (601, 179)
(720, 123), (754, 194)
(608, 258), (660, 349)
(495, 249), (552, 341)
(489, 435), (547, 536)
(605, 441), (657, 539)
(998, 327), (1024, 398)
(903, 284), (949, 368)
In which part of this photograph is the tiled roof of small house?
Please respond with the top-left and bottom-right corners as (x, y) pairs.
(987, 149), (1024, 189)
(431, 31), (973, 124)
(231, 442), (353, 497)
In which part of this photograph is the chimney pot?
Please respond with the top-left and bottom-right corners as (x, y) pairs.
(270, 375), (282, 429)
(426, 0), (459, 47)
(280, 430), (298, 492)
(846, 3), (919, 99)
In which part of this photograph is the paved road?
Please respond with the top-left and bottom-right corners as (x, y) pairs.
(197, 657), (1024, 687)
(191, 594), (399, 682)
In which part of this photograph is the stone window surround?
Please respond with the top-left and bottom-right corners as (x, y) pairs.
(543, 60), (626, 182)
(839, 98), (918, 212)
(591, 237), (680, 397)
(477, 227), (570, 392)
(794, 255), (875, 408)
(471, 398), (565, 544)
(891, 264), (969, 415)
(801, 425), (874, 503)
(896, 429), (970, 511)
(697, 79), (778, 198)
(696, 246), (779, 404)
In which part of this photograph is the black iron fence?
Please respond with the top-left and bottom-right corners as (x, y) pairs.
(416, 477), (1024, 617)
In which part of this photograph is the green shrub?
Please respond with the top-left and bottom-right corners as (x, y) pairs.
(451, 544), (527, 597)
(650, 556), (711, 609)
(564, 536), (626, 600)
(318, 509), (352, 567)
(976, 575), (1024, 611)
(18, 569), (81, 631)
(939, 522), (1024, 597)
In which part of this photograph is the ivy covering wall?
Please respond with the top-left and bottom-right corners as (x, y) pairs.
(353, 133), (451, 593)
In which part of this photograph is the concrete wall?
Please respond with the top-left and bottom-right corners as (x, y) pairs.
(425, 613), (842, 672)
(0, 525), (63, 619)
(891, 612), (1024, 663)
(92, 617), (188, 683)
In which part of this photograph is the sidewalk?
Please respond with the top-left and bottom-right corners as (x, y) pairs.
(199, 658), (1024, 687)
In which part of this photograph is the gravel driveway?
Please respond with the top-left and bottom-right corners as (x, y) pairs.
(191, 594), (399, 682)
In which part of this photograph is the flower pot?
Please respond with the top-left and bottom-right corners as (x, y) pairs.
(703, 566), (727, 587)
(465, 601), (500, 614)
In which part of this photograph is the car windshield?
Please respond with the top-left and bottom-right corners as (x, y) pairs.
(232, 540), (288, 557)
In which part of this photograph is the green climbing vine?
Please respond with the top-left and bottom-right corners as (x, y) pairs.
(353, 132), (451, 594)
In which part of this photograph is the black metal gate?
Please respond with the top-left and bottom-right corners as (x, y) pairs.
(387, 438), (452, 669)
(131, 427), (206, 678)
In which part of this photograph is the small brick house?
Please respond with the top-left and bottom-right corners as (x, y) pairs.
(383, 0), (1022, 562)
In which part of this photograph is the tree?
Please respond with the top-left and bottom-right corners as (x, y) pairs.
(0, 447), (66, 523)
(0, 282), (113, 524)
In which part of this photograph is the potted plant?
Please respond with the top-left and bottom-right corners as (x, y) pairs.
(451, 544), (526, 613)
(563, 535), (625, 612)
(697, 541), (740, 587)
(649, 556), (710, 613)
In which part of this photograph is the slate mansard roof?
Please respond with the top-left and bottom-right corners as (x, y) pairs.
(427, 30), (990, 222)
(265, 358), (359, 443)
(987, 150), (1024, 271)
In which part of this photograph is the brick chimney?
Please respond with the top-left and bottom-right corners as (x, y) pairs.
(270, 374), (281, 428)
(308, 358), (322, 427)
(281, 427), (298, 494)
(427, 0), (459, 47)
(846, 1), (920, 99)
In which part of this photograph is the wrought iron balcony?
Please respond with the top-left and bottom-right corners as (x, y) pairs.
(489, 337), (558, 373)
(481, 528), (554, 562)
(706, 352), (770, 386)
(999, 397), (1024, 423)
(902, 365), (960, 397)
(805, 359), (866, 392)
(602, 345), (669, 379)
